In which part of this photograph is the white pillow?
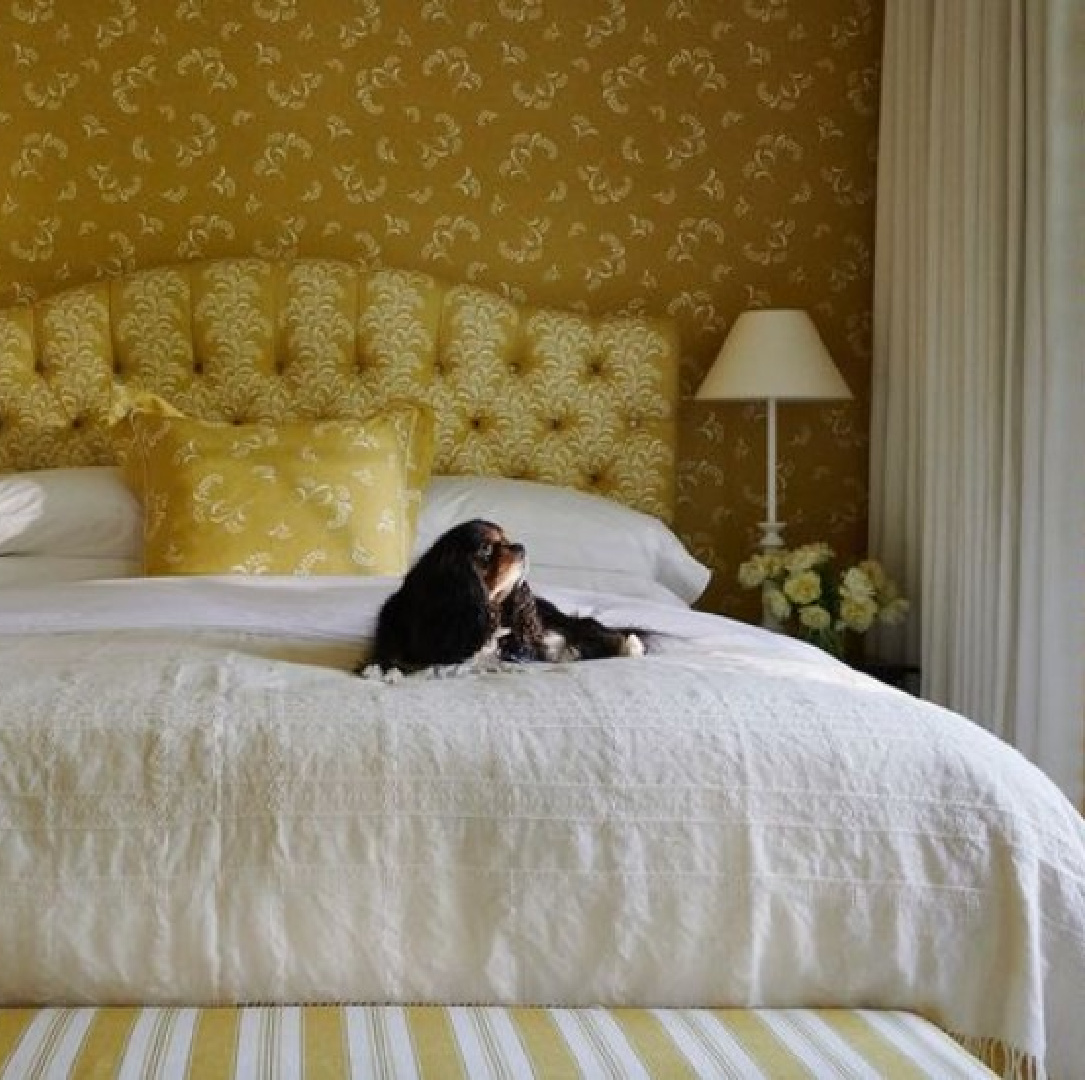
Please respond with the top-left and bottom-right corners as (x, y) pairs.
(527, 566), (689, 607)
(0, 467), (141, 559)
(415, 476), (711, 604)
(0, 556), (141, 587)
(0, 468), (713, 604)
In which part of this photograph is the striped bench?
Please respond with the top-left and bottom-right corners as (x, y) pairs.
(0, 1006), (998, 1078)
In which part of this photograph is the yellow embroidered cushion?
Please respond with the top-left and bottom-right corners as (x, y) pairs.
(110, 391), (435, 542)
(114, 405), (432, 576)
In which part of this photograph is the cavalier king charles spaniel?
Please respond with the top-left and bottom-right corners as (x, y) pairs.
(362, 518), (644, 672)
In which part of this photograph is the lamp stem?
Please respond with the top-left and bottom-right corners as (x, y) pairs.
(766, 397), (776, 524)
(759, 398), (785, 552)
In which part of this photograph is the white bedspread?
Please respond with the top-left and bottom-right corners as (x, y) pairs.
(0, 578), (1082, 1078)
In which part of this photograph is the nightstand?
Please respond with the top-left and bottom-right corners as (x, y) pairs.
(855, 662), (921, 695)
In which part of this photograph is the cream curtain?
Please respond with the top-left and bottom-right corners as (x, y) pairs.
(871, 0), (1085, 806)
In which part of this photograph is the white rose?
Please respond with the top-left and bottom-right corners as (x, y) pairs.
(786, 543), (832, 574)
(878, 597), (910, 626)
(763, 551), (787, 578)
(839, 595), (877, 632)
(840, 566), (875, 600)
(858, 559), (888, 592)
(738, 558), (766, 588)
(799, 604), (831, 631)
(765, 584), (791, 623)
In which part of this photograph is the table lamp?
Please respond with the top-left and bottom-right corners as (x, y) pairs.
(696, 309), (852, 551)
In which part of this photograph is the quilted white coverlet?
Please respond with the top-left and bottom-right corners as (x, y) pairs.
(0, 578), (1082, 1079)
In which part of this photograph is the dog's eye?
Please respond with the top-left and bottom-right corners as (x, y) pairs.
(478, 541), (493, 561)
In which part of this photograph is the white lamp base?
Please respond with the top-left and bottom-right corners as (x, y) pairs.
(758, 520), (786, 552)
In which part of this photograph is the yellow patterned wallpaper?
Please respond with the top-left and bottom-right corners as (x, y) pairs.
(0, 0), (882, 617)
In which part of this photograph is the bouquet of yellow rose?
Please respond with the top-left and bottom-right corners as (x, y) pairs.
(737, 543), (909, 657)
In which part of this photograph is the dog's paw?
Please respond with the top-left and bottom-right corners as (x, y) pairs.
(541, 630), (568, 662)
(357, 663), (404, 683)
(621, 633), (645, 658)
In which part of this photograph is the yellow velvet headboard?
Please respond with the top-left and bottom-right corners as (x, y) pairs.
(0, 258), (678, 519)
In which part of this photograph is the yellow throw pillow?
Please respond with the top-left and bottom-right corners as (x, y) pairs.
(112, 404), (434, 576)
(108, 387), (185, 492)
(110, 390), (435, 544)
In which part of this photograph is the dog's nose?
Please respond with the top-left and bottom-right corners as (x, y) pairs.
(509, 542), (525, 558)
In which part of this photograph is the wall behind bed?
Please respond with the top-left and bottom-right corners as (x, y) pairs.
(0, 0), (882, 618)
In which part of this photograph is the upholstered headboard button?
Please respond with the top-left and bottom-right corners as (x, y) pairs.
(0, 257), (679, 519)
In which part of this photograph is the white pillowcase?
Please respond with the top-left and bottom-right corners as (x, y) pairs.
(525, 566), (690, 608)
(0, 467), (141, 559)
(0, 556), (140, 587)
(415, 476), (711, 605)
(0, 468), (712, 604)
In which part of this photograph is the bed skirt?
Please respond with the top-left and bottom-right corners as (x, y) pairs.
(0, 1005), (999, 1078)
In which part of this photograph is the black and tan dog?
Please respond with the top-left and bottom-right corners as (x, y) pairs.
(362, 518), (644, 672)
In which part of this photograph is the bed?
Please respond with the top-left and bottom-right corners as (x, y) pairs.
(1, 259), (1083, 1080)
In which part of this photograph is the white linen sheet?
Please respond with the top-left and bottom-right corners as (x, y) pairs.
(0, 556), (140, 587)
(0, 577), (1082, 1078)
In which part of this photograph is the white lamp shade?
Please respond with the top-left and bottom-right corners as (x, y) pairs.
(696, 309), (852, 402)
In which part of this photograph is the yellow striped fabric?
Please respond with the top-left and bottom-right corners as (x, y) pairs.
(0, 1006), (999, 1079)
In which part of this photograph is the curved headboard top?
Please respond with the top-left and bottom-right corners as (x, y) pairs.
(0, 258), (678, 519)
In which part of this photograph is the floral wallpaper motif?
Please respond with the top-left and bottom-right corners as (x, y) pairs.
(0, 0), (882, 617)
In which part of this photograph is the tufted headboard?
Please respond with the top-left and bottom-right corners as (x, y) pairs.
(0, 258), (678, 520)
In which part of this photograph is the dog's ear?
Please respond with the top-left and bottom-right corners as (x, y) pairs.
(494, 581), (537, 662)
(501, 581), (542, 641)
(393, 530), (493, 664)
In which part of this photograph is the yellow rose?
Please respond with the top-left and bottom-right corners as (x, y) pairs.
(858, 559), (888, 591)
(878, 597), (910, 626)
(840, 566), (875, 600)
(786, 543), (832, 574)
(799, 604), (831, 631)
(739, 551), (791, 590)
(783, 569), (821, 606)
(763, 551), (787, 578)
(840, 595), (878, 632)
(738, 557), (767, 588)
(765, 584), (792, 623)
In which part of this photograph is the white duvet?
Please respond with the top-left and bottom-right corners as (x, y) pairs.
(0, 577), (1083, 1079)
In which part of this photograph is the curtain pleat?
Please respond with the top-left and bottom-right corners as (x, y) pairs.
(871, 0), (1084, 807)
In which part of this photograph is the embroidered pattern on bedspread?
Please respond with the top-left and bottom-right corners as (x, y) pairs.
(0, 599), (1082, 1080)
